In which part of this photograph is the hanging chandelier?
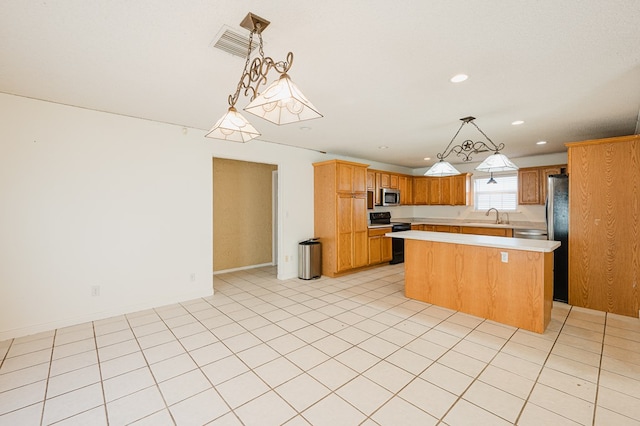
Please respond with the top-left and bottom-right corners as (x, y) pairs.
(424, 116), (519, 178)
(205, 13), (323, 142)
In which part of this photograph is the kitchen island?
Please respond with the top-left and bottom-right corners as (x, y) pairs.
(388, 231), (561, 333)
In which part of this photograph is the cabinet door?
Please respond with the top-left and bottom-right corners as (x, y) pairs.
(368, 236), (382, 264)
(451, 174), (469, 205)
(381, 236), (392, 261)
(390, 174), (399, 189)
(413, 178), (428, 205)
(518, 168), (541, 204)
(353, 165), (367, 193)
(399, 176), (413, 205)
(337, 162), (367, 193)
(336, 194), (354, 271)
(366, 170), (375, 191)
(352, 194), (369, 268)
(440, 177), (452, 205)
(428, 178), (442, 204)
(540, 166), (562, 204)
(379, 172), (391, 188)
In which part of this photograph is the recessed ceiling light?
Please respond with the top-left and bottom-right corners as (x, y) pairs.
(424, 157), (431, 161)
(299, 126), (311, 131)
(511, 120), (524, 125)
(450, 74), (468, 83)
(378, 145), (388, 149)
(536, 140), (547, 145)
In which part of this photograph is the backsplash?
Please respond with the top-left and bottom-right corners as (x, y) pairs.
(371, 204), (546, 224)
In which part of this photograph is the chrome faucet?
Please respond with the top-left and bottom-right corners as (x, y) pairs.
(501, 212), (510, 225)
(486, 208), (500, 224)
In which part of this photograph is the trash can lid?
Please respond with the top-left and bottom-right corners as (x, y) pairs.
(300, 238), (320, 245)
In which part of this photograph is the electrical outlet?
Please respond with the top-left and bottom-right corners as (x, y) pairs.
(91, 285), (100, 297)
(285, 255), (289, 262)
(190, 273), (196, 282)
(501, 252), (508, 263)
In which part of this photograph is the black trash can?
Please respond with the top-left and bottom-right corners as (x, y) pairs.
(298, 239), (321, 280)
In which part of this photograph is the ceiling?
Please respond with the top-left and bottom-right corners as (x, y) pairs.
(2, 1), (639, 168)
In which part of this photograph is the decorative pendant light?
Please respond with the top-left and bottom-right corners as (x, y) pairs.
(204, 107), (260, 142)
(425, 116), (518, 176)
(424, 160), (461, 177)
(206, 13), (322, 142)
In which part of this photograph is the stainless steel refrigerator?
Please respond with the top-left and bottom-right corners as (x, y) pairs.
(546, 174), (569, 303)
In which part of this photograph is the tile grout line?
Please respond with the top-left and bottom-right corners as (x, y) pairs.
(512, 305), (572, 425)
(92, 321), (111, 426)
(591, 312), (607, 426)
(38, 330), (56, 426)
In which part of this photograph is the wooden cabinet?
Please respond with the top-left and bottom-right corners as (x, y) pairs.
(337, 193), (368, 272)
(451, 174), (471, 206)
(567, 135), (640, 317)
(337, 161), (367, 193)
(314, 160), (369, 277)
(461, 226), (513, 237)
(416, 174), (471, 206)
(398, 175), (413, 205)
(518, 168), (541, 204)
(518, 165), (566, 205)
(368, 227), (392, 265)
(376, 172), (399, 189)
(366, 170), (375, 191)
(540, 166), (563, 204)
(413, 177), (429, 205)
(417, 223), (508, 236)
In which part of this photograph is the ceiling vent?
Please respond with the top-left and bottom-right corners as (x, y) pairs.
(211, 25), (257, 58)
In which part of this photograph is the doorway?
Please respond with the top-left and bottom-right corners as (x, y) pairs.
(212, 158), (278, 273)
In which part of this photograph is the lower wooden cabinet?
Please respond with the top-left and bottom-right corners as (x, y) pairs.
(416, 224), (513, 237)
(368, 227), (392, 265)
(337, 193), (368, 272)
(461, 226), (513, 237)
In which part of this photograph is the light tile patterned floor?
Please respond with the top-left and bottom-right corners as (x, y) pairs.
(1, 264), (640, 425)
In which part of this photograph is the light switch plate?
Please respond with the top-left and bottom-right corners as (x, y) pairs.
(501, 252), (508, 263)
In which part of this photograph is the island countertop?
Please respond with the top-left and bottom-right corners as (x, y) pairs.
(386, 230), (560, 253)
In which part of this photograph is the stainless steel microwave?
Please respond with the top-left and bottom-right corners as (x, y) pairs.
(381, 188), (401, 206)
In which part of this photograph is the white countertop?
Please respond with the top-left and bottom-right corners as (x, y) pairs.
(387, 230), (560, 253)
(391, 217), (546, 230)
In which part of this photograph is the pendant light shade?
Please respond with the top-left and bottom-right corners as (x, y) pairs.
(424, 160), (461, 177)
(205, 107), (261, 142)
(475, 152), (519, 172)
(244, 74), (323, 125)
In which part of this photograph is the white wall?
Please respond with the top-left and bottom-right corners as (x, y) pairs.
(0, 93), (330, 340)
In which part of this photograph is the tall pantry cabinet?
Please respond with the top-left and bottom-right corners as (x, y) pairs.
(314, 160), (369, 277)
(566, 134), (640, 317)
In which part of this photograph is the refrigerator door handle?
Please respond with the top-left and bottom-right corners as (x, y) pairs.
(547, 177), (554, 240)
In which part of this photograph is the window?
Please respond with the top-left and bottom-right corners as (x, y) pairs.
(473, 173), (518, 211)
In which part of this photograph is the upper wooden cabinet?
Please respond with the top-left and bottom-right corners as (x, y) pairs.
(398, 175), (413, 205)
(336, 161), (367, 193)
(518, 165), (566, 205)
(412, 177), (429, 205)
(415, 174), (471, 206)
(366, 170), (375, 191)
(567, 135), (640, 318)
(369, 169), (411, 205)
